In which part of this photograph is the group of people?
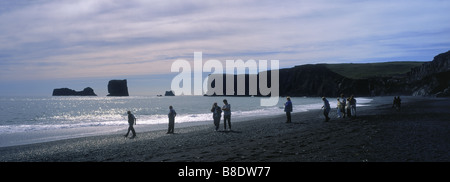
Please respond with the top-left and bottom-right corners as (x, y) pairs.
(324, 94), (357, 121)
(125, 94), (360, 138)
(336, 94), (357, 119)
(123, 99), (232, 138)
(323, 94), (356, 122)
(211, 99), (232, 131)
(283, 94), (357, 123)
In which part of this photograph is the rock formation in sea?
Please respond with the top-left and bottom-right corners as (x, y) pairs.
(164, 90), (175, 96)
(107, 79), (129, 96)
(52, 87), (97, 96)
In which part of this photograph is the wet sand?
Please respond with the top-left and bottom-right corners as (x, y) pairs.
(0, 96), (449, 162)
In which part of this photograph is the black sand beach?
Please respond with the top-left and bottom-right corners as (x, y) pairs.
(0, 96), (449, 162)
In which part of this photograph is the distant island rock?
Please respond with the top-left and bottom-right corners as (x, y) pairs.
(52, 87), (97, 96)
(165, 90), (175, 96)
(107, 79), (129, 96)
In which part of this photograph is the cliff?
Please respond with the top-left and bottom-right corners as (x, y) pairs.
(107, 79), (129, 96)
(204, 50), (450, 97)
(278, 64), (370, 97)
(406, 51), (450, 97)
(52, 87), (97, 96)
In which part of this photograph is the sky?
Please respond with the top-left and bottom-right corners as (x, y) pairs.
(1, 0), (449, 96)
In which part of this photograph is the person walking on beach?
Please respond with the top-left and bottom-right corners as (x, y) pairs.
(340, 94), (346, 118)
(222, 99), (231, 131)
(211, 102), (222, 131)
(336, 98), (342, 118)
(284, 96), (293, 123)
(124, 111), (136, 138)
(167, 106), (177, 134)
(322, 97), (331, 122)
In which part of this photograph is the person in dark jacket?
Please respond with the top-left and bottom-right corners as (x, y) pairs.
(284, 96), (293, 123)
(322, 97), (331, 122)
(222, 99), (231, 131)
(124, 111), (137, 138)
(211, 102), (222, 131)
(167, 106), (177, 134)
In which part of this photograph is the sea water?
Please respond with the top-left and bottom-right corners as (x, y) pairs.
(0, 96), (372, 147)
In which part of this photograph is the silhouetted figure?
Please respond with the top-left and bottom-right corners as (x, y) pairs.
(222, 99), (231, 131)
(350, 95), (357, 118)
(167, 106), (177, 134)
(392, 96), (401, 111)
(322, 97), (331, 122)
(284, 96), (293, 123)
(211, 102), (222, 131)
(392, 97), (396, 109)
(340, 94), (346, 118)
(124, 111), (136, 138)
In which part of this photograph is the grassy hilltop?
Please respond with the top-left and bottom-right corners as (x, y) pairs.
(323, 61), (425, 79)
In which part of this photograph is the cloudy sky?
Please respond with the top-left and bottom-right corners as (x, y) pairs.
(1, 0), (449, 96)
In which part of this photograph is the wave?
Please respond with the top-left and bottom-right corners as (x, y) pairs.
(0, 97), (373, 134)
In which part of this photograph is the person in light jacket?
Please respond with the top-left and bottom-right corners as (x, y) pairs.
(322, 97), (331, 122)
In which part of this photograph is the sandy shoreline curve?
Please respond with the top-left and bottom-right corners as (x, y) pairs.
(0, 96), (449, 162)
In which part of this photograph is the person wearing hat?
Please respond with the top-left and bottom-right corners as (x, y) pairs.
(284, 96), (293, 123)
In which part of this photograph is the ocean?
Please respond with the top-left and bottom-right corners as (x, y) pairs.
(0, 96), (372, 147)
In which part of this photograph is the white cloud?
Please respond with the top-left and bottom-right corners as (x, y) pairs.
(0, 0), (449, 81)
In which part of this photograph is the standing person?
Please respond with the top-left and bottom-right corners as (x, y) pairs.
(124, 111), (136, 138)
(392, 97), (398, 109)
(167, 106), (177, 134)
(392, 96), (401, 111)
(322, 97), (331, 122)
(222, 99), (231, 131)
(350, 95), (357, 118)
(336, 98), (342, 118)
(211, 102), (222, 131)
(346, 98), (352, 118)
(284, 96), (293, 123)
(340, 94), (346, 118)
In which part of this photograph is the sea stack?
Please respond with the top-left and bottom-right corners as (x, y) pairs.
(52, 87), (97, 96)
(165, 90), (175, 96)
(107, 79), (129, 96)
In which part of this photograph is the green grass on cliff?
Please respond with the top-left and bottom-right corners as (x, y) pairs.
(323, 61), (426, 79)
